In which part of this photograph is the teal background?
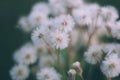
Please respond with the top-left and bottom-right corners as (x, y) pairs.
(0, 0), (120, 79)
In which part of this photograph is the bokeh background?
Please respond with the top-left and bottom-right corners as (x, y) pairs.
(0, 0), (120, 79)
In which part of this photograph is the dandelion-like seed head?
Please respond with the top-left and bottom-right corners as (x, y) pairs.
(100, 54), (120, 78)
(37, 67), (61, 80)
(50, 30), (70, 49)
(10, 64), (29, 80)
(84, 45), (103, 64)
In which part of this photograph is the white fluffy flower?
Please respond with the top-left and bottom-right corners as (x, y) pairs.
(100, 6), (118, 22)
(14, 43), (37, 65)
(49, 0), (63, 4)
(49, 0), (67, 15)
(72, 7), (92, 26)
(66, 0), (84, 8)
(18, 16), (34, 32)
(100, 54), (120, 78)
(41, 18), (57, 32)
(32, 2), (50, 15)
(28, 10), (47, 26)
(84, 45), (103, 64)
(50, 30), (70, 49)
(31, 25), (49, 46)
(103, 44), (120, 56)
(104, 44), (118, 53)
(10, 64), (29, 80)
(36, 67), (61, 80)
(53, 14), (75, 32)
(111, 23), (120, 39)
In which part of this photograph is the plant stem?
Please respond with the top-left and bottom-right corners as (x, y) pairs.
(57, 49), (60, 68)
(86, 65), (93, 80)
(79, 73), (84, 80)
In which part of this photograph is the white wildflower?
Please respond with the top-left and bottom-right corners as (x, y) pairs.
(10, 64), (29, 80)
(32, 2), (50, 15)
(100, 6), (118, 22)
(14, 43), (37, 65)
(31, 25), (49, 46)
(72, 7), (92, 26)
(50, 30), (70, 49)
(111, 23), (120, 39)
(100, 54), (120, 78)
(28, 10), (47, 26)
(37, 67), (61, 80)
(66, 0), (84, 8)
(18, 16), (34, 32)
(84, 45), (103, 64)
(53, 14), (74, 32)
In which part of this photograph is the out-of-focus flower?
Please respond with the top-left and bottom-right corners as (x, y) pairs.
(84, 45), (103, 64)
(65, 0), (84, 8)
(13, 43), (37, 65)
(72, 61), (82, 75)
(28, 10), (48, 26)
(18, 16), (34, 32)
(53, 14), (75, 32)
(100, 6), (118, 22)
(72, 7), (92, 26)
(111, 23), (120, 39)
(48, 0), (67, 15)
(68, 69), (76, 80)
(32, 2), (50, 15)
(36, 67), (61, 80)
(10, 64), (29, 80)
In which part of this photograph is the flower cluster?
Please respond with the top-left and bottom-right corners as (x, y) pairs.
(10, 0), (120, 80)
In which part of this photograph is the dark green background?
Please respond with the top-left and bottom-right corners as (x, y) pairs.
(0, 0), (120, 80)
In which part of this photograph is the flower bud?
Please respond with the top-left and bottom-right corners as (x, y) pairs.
(68, 69), (76, 80)
(72, 61), (83, 75)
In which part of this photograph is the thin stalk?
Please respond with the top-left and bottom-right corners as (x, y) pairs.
(86, 65), (93, 80)
(57, 49), (67, 80)
(79, 73), (84, 80)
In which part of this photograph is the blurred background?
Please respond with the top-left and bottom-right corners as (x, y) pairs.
(0, 0), (120, 79)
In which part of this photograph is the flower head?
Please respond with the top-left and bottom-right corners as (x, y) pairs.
(28, 10), (47, 26)
(31, 25), (49, 46)
(84, 45), (103, 64)
(10, 64), (29, 80)
(68, 69), (76, 80)
(50, 30), (70, 49)
(13, 43), (37, 65)
(37, 67), (61, 80)
(53, 14), (75, 32)
(100, 54), (120, 78)
(18, 16), (34, 32)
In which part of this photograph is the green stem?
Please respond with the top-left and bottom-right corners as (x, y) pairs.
(57, 49), (67, 80)
(57, 49), (61, 69)
(86, 65), (93, 80)
(79, 73), (84, 80)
